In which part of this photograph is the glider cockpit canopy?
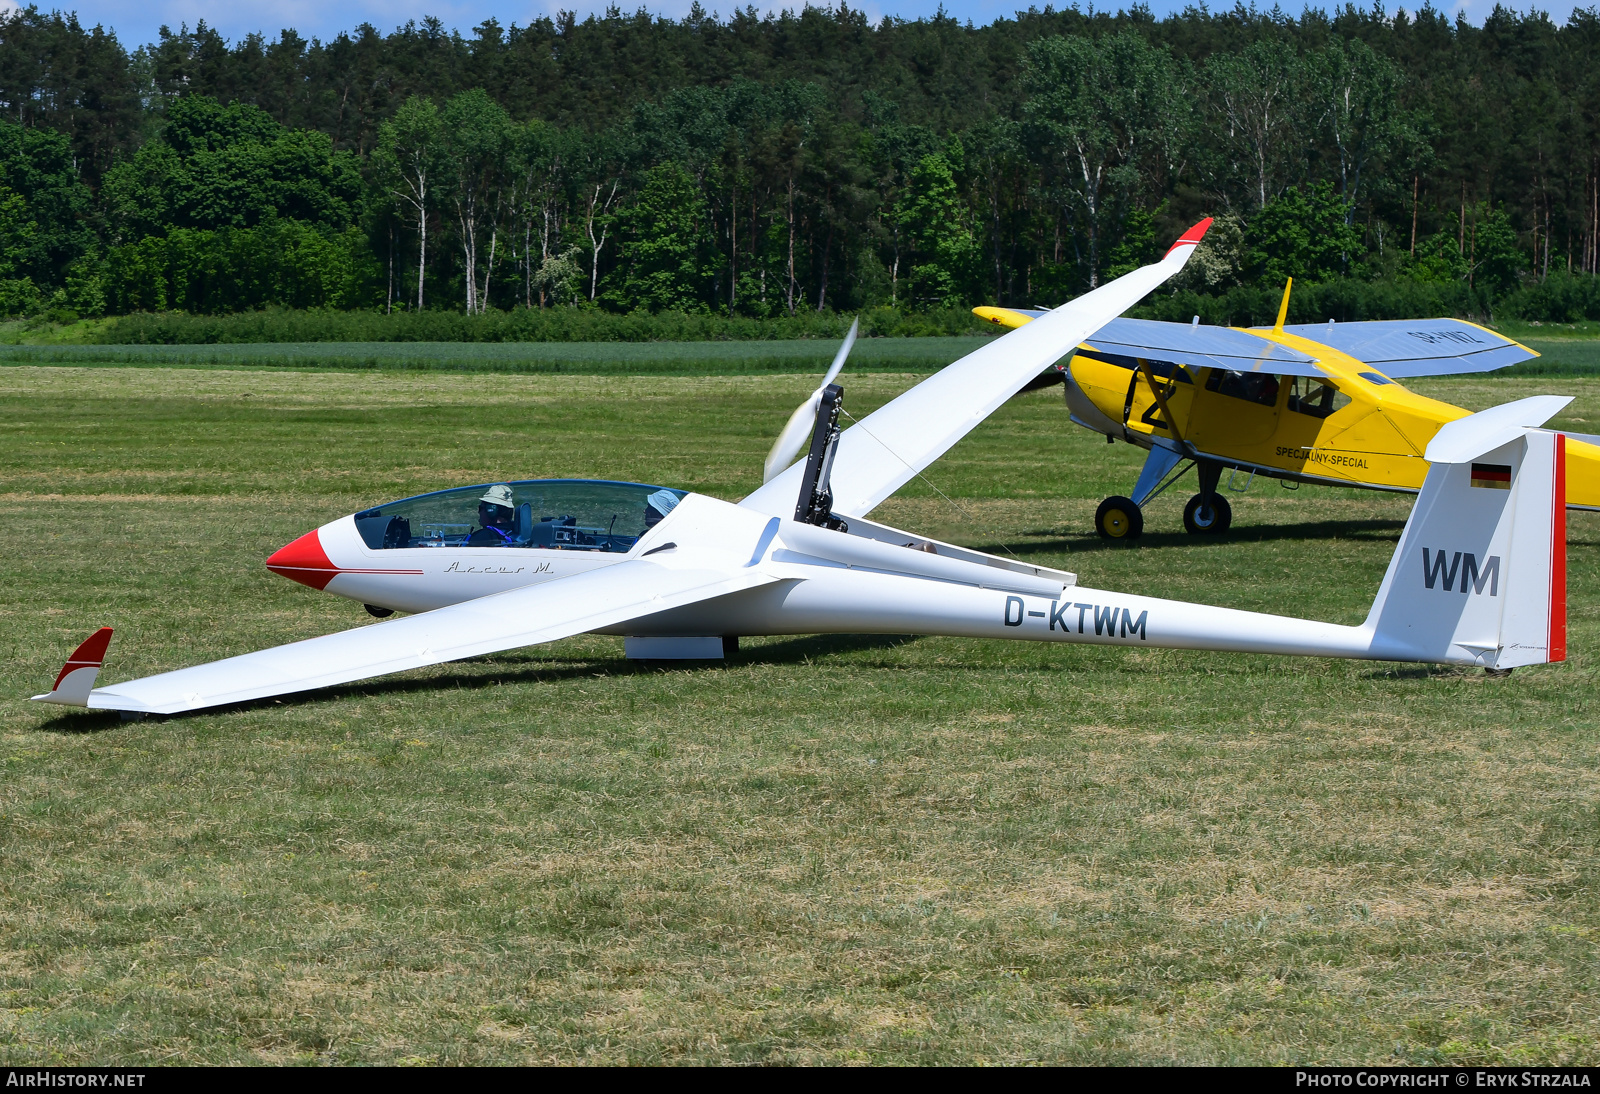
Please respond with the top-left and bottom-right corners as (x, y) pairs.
(353, 479), (688, 553)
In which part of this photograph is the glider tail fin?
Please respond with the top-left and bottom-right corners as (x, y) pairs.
(33, 627), (114, 706)
(1365, 397), (1569, 669)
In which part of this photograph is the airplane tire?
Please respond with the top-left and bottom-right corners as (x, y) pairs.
(1095, 496), (1144, 540)
(1182, 492), (1233, 534)
(364, 604), (395, 618)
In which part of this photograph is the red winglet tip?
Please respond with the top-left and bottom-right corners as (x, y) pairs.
(266, 529), (339, 590)
(1165, 217), (1214, 257)
(53, 627), (113, 689)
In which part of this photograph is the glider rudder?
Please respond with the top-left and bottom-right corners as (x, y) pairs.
(33, 627), (114, 706)
(1364, 397), (1571, 669)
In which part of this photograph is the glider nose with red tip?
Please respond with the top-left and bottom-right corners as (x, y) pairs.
(266, 529), (339, 590)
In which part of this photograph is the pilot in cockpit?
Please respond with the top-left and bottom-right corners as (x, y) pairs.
(468, 483), (517, 546)
(643, 489), (680, 530)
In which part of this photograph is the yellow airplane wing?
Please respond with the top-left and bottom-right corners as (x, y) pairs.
(1274, 318), (1536, 376)
(973, 306), (1048, 330)
(979, 307), (1539, 378)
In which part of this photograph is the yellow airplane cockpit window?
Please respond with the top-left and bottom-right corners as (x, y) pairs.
(1286, 376), (1351, 419)
(1204, 369), (1280, 407)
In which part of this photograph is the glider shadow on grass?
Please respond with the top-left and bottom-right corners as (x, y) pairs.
(976, 517), (1410, 558)
(32, 633), (921, 727)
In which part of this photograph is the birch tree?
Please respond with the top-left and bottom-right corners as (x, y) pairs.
(441, 89), (512, 314)
(1205, 39), (1307, 213)
(1313, 37), (1414, 225)
(1023, 32), (1182, 288)
(374, 96), (443, 309)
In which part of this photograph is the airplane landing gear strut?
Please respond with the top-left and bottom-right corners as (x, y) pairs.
(1183, 460), (1233, 534)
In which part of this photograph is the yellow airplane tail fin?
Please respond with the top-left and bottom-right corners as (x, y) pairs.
(1272, 277), (1292, 333)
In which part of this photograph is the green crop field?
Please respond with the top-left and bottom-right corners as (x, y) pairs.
(1, 364), (1598, 1065)
(0, 336), (994, 376)
(0, 327), (1596, 379)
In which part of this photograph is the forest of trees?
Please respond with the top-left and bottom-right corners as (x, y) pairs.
(3, 0), (1600, 328)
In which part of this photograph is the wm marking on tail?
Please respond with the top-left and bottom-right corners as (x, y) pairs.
(1421, 548), (1500, 595)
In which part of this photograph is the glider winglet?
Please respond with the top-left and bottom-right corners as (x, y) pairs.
(1164, 217), (1213, 258)
(33, 627), (114, 707)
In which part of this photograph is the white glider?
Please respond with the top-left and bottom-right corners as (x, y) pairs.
(31, 220), (1573, 716)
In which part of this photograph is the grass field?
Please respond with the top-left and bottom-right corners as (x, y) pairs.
(1, 364), (1598, 1064)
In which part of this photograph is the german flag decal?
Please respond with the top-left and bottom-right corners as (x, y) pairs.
(1471, 463), (1513, 489)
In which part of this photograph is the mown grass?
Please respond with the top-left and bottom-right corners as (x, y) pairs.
(1, 366), (1597, 1064)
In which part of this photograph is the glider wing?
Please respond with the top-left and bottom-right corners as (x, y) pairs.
(1278, 318), (1537, 377)
(41, 495), (782, 715)
(742, 219), (1214, 520)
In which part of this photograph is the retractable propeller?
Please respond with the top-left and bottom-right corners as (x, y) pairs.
(763, 317), (858, 483)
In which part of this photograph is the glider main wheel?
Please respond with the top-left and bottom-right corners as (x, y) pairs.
(1182, 492), (1233, 534)
(1095, 496), (1144, 540)
(364, 604), (395, 618)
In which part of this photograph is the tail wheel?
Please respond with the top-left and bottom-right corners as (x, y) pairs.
(1182, 492), (1233, 534)
(1095, 496), (1144, 540)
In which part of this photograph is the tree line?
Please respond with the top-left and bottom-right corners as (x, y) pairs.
(3, 1), (1600, 325)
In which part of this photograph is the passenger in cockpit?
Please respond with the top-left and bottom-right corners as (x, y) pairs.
(468, 484), (517, 546)
(643, 489), (681, 530)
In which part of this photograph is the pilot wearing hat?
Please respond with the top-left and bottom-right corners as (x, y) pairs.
(468, 483), (517, 546)
(643, 488), (680, 530)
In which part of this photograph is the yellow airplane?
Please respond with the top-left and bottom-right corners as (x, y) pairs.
(976, 280), (1600, 538)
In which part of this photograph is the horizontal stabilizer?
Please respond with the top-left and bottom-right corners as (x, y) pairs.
(1424, 395), (1572, 464)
